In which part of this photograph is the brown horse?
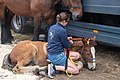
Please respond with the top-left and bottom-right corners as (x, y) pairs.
(0, 0), (83, 44)
(1, 36), (97, 75)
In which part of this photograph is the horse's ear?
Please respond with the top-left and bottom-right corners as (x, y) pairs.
(93, 36), (96, 41)
(62, 0), (70, 7)
(90, 36), (97, 46)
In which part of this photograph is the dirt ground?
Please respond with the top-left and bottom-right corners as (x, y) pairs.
(0, 30), (120, 80)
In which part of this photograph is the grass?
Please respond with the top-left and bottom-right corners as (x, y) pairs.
(12, 30), (32, 41)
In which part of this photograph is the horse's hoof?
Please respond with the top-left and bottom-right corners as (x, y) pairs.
(39, 70), (46, 77)
(33, 68), (40, 76)
(12, 69), (17, 74)
(12, 66), (21, 74)
(75, 61), (83, 70)
(33, 68), (46, 76)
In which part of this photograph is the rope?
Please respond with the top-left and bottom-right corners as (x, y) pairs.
(69, 55), (75, 64)
(65, 38), (83, 77)
(65, 70), (73, 77)
(65, 51), (76, 77)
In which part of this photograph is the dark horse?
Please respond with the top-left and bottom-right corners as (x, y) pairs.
(0, 0), (82, 44)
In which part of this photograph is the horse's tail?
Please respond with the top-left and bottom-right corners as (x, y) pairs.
(1, 53), (14, 71)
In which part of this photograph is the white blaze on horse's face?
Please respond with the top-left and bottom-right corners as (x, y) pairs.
(87, 47), (96, 70)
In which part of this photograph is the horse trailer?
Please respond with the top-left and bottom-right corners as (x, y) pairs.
(11, 0), (120, 47)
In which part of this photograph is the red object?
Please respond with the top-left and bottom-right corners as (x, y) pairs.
(66, 48), (70, 57)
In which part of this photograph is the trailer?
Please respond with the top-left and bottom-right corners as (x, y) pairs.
(11, 0), (120, 47)
(66, 0), (120, 47)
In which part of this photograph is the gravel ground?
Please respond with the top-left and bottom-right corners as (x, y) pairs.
(0, 29), (120, 80)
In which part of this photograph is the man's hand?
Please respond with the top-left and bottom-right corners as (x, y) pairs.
(68, 37), (73, 44)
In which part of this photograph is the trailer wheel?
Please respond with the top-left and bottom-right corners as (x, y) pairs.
(11, 15), (27, 34)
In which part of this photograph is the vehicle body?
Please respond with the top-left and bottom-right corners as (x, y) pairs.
(67, 0), (120, 47)
(11, 0), (120, 47)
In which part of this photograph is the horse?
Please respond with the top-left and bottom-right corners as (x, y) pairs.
(1, 36), (97, 75)
(0, 0), (83, 44)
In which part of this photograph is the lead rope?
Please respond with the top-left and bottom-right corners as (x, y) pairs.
(65, 48), (72, 77)
(65, 49), (76, 77)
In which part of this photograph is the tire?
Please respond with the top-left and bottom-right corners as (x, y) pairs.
(11, 15), (27, 34)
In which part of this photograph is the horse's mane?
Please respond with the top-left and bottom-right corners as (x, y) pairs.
(51, 0), (61, 7)
(61, 0), (71, 7)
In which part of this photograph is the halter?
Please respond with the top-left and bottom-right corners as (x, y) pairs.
(69, 0), (82, 9)
(62, 0), (82, 9)
(86, 38), (91, 45)
(85, 57), (96, 62)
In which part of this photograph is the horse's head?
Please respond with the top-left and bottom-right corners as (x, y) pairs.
(70, 36), (97, 70)
(81, 36), (97, 70)
(62, 0), (83, 20)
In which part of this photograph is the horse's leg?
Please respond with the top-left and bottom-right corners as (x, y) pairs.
(12, 52), (34, 74)
(12, 60), (29, 74)
(44, 16), (56, 41)
(32, 16), (42, 41)
(12, 59), (47, 75)
(1, 7), (14, 44)
(18, 66), (47, 75)
(12, 43), (38, 74)
(5, 10), (14, 39)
